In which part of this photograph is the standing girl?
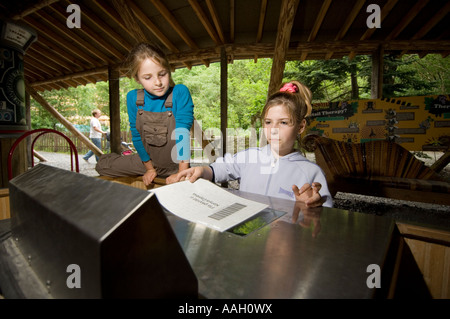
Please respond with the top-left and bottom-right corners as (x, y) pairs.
(170, 81), (332, 207)
(96, 43), (194, 185)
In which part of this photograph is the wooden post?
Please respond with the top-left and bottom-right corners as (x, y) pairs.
(220, 46), (228, 187)
(26, 92), (32, 166)
(267, 0), (299, 96)
(25, 83), (103, 157)
(220, 46), (228, 155)
(108, 65), (121, 154)
(371, 45), (384, 99)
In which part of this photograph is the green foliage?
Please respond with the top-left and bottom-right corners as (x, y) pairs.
(30, 54), (448, 134)
(230, 217), (266, 236)
(284, 56), (370, 101)
(173, 59), (272, 131)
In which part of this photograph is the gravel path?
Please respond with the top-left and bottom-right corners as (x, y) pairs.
(34, 150), (450, 228)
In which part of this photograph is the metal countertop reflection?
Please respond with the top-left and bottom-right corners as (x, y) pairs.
(167, 189), (396, 299)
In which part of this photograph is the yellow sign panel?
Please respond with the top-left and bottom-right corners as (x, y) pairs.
(306, 95), (450, 151)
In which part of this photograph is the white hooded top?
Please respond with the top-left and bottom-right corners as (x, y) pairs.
(210, 144), (333, 207)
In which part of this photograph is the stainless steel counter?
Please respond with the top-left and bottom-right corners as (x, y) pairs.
(167, 189), (397, 299)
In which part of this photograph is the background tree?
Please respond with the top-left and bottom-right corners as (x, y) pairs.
(30, 54), (449, 135)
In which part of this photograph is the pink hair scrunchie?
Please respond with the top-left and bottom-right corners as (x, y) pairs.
(280, 82), (299, 93)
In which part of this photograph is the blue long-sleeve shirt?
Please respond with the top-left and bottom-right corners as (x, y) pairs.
(127, 84), (194, 162)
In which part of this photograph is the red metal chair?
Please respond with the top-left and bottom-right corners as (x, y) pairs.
(8, 128), (79, 180)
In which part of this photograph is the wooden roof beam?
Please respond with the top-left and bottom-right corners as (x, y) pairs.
(254, 0), (268, 62)
(11, 0), (59, 20)
(150, 0), (211, 67)
(35, 10), (116, 65)
(229, 0), (235, 42)
(24, 65), (47, 81)
(92, 0), (141, 46)
(50, 3), (124, 61)
(24, 54), (63, 79)
(28, 44), (81, 73)
(189, 0), (221, 45)
(23, 16), (99, 68)
(325, 0), (365, 60)
(150, 0), (198, 50)
(69, 0), (132, 53)
(400, 1), (450, 55)
(349, 0), (399, 60)
(205, 0), (226, 44)
(268, 0), (299, 95)
(302, 0), (332, 61)
(412, 1), (450, 40)
(111, 0), (148, 44)
(385, 0), (430, 41)
(26, 49), (65, 75)
(127, 1), (196, 69)
(128, 0), (179, 53)
(308, 0), (332, 42)
(256, 0), (268, 43)
(30, 66), (109, 87)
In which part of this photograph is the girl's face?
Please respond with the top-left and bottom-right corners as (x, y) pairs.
(137, 58), (170, 97)
(263, 104), (305, 157)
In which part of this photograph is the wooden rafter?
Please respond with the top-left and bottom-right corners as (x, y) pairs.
(11, 0), (59, 20)
(254, 0), (268, 62)
(385, 0), (430, 41)
(349, 0), (400, 59)
(150, 0), (210, 67)
(229, 0), (235, 42)
(111, 0), (148, 44)
(401, 1), (450, 55)
(301, 0), (332, 61)
(151, 0), (199, 50)
(91, 0), (139, 45)
(23, 16), (98, 68)
(49, 4), (124, 61)
(30, 67), (109, 88)
(189, 0), (221, 45)
(74, 0), (133, 53)
(268, 0), (299, 96)
(128, 0), (179, 53)
(413, 2), (450, 40)
(325, 0), (365, 60)
(35, 10), (116, 65)
(256, 0), (268, 43)
(0, 0), (445, 92)
(205, 0), (226, 44)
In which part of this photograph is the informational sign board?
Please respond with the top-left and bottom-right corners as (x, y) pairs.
(307, 94), (450, 151)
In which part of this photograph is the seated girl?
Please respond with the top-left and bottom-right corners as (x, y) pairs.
(169, 81), (333, 208)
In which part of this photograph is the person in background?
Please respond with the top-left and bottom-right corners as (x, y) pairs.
(169, 81), (332, 208)
(83, 109), (106, 163)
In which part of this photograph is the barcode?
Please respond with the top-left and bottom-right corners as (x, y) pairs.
(208, 203), (247, 220)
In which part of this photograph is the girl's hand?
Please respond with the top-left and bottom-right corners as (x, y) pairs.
(143, 169), (157, 186)
(177, 166), (203, 183)
(292, 182), (324, 207)
(165, 173), (179, 184)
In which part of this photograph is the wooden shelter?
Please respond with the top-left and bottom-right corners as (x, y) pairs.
(1, 1), (450, 300)
(1, 0), (450, 186)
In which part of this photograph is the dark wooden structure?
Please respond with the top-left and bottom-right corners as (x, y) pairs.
(302, 134), (450, 205)
(1, 0), (447, 91)
(1, 1), (450, 300)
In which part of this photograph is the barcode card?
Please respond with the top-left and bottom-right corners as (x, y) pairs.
(208, 203), (247, 220)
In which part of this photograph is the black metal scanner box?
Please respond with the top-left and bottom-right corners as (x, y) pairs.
(8, 164), (197, 298)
